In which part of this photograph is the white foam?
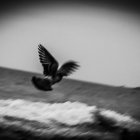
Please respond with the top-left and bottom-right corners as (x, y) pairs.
(0, 99), (97, 125)
(0, 99), (135, 126)
(100, 109), (133, 123)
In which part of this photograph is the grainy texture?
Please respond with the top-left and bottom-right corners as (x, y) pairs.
(0, 67), (140, 140)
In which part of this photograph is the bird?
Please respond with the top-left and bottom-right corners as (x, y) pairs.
(32, 44), (80, 91)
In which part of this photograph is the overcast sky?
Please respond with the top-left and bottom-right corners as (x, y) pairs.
(0, 2), (140, 87)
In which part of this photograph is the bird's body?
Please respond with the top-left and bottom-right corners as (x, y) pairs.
(32, 44), (79, 91)
(32, 76), (52, 91)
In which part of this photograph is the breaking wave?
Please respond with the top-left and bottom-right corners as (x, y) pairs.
(0, 99), (140, 140)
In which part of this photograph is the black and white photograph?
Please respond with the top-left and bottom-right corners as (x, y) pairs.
(0, 0), (140, 139)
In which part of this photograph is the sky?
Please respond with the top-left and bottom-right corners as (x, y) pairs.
(0, 1), (140, 87)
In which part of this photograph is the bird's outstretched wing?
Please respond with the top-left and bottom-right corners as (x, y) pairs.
(57, 61), (79, 76)
(38, 44), (59, 77)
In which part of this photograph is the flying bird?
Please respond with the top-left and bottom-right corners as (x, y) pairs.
(32, 44), (80, 91)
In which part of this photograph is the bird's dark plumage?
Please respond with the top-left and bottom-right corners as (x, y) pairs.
(32, 44), (80, 91)
(38, 44), (59, 77)
(32, 76), (52, 91)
